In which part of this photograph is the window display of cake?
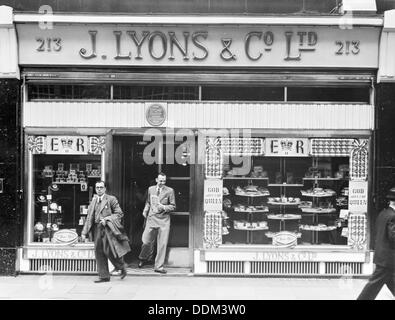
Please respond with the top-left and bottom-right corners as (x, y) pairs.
(265, 231), (301, 238)
(267, 196), (301, 205)
(233, 204), (269, 212)
(267, 214), (302, 220)
(234, 185), (270, 196)
(298, 201), (313, 208)
(300, 188), (336, 197)
(233, 220), (268, 230)
(299, 224), (337, 231)
(298, 200), (336, 213)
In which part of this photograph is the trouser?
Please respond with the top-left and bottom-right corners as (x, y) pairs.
(94, 224), (126, 279)
(357, 265), (395, 300)
(139, 218), (170, 270)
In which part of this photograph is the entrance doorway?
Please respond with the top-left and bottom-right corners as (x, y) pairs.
(112, 135), (193, 268)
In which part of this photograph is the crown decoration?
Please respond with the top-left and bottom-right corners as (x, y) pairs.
(28, 136), (46, 154)
(88, 136), (106, 155)
(61, 137), (74, 152)
(280, 140), (293, 152)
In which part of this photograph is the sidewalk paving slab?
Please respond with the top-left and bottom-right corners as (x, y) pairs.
(0, 275), (393, 300)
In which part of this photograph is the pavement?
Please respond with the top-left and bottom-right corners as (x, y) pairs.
(0, 270), (394, 300)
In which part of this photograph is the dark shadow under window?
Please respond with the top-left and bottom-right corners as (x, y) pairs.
(29, 84), (110, 100)
(201, 86), (284, 101)
(287, 87), (369, 103)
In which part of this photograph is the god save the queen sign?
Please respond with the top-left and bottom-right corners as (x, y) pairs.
(204, 179), (223, 211)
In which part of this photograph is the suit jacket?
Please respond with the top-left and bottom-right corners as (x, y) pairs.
(82, 193), (124, 237)
(373, 206), (395, 268)
(143, 185), (176, 226)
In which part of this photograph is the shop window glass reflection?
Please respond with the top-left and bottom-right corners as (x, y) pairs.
(32, 155), (101, 243)
(113, 85), (199, 100)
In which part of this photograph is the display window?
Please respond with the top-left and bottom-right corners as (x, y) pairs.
(32, 155), (101, 243)
(27, 135), (105, 244)
(204, 137), (369, 249)
(222, 156), (349, 246)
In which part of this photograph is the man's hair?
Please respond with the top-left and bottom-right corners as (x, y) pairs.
(158, 172), (166, 178)
(95, 180), (106, 188)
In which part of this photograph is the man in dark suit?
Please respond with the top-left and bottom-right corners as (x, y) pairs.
(138, 172), (176, 274)
(81, 180), (130, 283)
(357, 187), (395, 299)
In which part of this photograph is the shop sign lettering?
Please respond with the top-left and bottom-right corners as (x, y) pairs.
(253, 251), (316, 262)
(204, 179), (223, 211)
(26, 248), (95, 259)
(348, 181), (368, 213)
(265, 138), (309, 157)
(17, 25), (379, 68)
(47, 136), (88, 155)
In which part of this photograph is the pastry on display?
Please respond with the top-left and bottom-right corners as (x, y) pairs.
(234, 185), (270, 197)
(267, 214), (302, 220)
(233, 204), (269, 212)
(265, 231), (301, 238)
(299, 224), (337, 231)
(267, 196), (301, 205)
(233, 220), (268, 230)
(298, 201), (313, 208)
(300, 207), (337, 213)
(300, 188), (336, 197)
(223, 187), (230, 196)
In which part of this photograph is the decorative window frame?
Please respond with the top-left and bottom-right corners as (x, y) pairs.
(203, 136), (370, 250)
(26, 135), (106, 245)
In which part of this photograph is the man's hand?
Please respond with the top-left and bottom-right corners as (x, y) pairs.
(143, 211), (147, 218)
(157, 203), (165, 211)
(100, 218), (106, 226)
(81, 234), (86, 242)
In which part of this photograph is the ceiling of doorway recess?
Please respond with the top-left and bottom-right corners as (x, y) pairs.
(0, 0), (366, 15)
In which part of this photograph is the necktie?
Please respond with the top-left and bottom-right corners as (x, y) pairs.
(95, 197), (102, 223)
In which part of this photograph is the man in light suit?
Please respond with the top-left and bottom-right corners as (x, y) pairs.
(357, 186), (395, 299)
(138, 172), (176, 274)
(81, 180), (129, 283)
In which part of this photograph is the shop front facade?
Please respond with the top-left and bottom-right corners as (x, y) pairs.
(13, 10), (381, 275)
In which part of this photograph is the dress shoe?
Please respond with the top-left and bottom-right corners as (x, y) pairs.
(110, 268), (121, 276)
(120, 268), (127, 279)
(94, 278), (110, 283)
(154, 268), (167, 274)
(138, 260), (146, 268)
